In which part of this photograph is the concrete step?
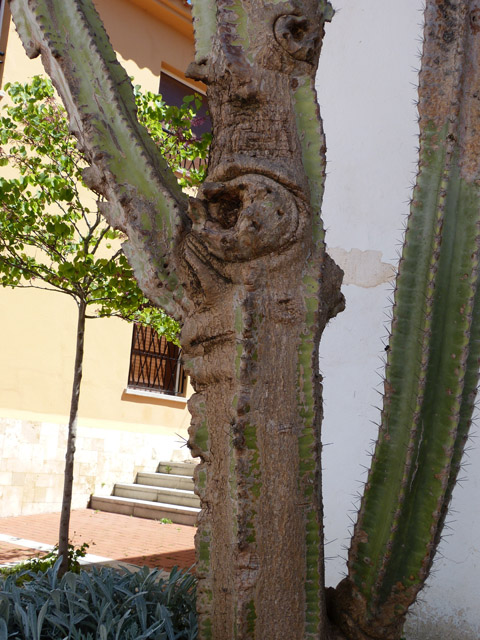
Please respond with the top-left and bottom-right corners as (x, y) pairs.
(136, 472), (194, 491)
(113, 483), (200, 508)
(90, 495), (199, 526)
(90, 460), (201, 526)
(157, 461), (196, 477)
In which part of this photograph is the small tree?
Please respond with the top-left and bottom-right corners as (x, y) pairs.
(0, 76), (208, 575)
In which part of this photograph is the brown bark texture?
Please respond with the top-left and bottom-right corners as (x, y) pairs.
(58, 299), (86, 576)
(183, 2), (343, 638)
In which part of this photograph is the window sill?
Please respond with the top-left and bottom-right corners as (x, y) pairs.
(123, 387), (188, 405)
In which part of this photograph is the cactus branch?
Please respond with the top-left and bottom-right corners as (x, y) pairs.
(190, 0), (217, 65)
(9, 0), (189, 320)
(330, 3), (480, 638)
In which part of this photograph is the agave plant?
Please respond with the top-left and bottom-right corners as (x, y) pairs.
(0, 561), (196, 639)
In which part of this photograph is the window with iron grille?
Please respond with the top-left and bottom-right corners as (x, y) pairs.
(127, 323), (186, 396)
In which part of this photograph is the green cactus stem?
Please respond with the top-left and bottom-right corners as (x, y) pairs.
(191, 0), (217, 64)
(329, 3), (480, 639)
(10, 0), (188, 320)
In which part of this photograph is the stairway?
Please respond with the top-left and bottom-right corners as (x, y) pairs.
(90, 461), (200, 526)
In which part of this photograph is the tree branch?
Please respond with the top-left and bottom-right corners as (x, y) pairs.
(0, 219), (70, 265)
(89, 224), (110, 256)
(0, 246), (84, 296)
(4, 281), (79, 298)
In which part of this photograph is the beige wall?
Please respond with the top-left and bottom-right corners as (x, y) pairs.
(0, 286), (192, 429)
(0, 415), (190, 517)
(0, 0), (197, 514)
(95, 0), (197, 87)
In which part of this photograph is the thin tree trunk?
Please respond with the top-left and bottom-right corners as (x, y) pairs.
(58, 299), (86, 576)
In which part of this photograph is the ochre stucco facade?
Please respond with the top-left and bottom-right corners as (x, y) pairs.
(0, 0), (198, 516)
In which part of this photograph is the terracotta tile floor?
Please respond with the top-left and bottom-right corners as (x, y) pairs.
(0, 509), (196, 571)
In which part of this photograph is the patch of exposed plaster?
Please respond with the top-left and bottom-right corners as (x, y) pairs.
(328, 248), (396, 288)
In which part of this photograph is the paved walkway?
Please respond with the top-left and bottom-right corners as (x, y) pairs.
(0, 509), (196, 571)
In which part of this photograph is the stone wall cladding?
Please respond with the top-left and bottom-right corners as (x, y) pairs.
(0, 417), (190, 516)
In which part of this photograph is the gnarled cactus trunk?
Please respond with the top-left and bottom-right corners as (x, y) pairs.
(182, 3), (344, 637)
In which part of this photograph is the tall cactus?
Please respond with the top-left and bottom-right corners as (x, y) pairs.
(7, 0), (480, 639)
(180, 2), (344, 637)
(329, 3), (480, 639)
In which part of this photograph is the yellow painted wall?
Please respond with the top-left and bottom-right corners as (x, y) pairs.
(95, 0), (197, 87)
(0, 0), (195, 436)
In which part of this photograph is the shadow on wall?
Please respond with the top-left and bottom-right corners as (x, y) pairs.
(94, 0), (194, 79)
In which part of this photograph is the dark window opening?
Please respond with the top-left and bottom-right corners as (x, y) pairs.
(128, 323), (186, 397)
(159, 71), (211, 137)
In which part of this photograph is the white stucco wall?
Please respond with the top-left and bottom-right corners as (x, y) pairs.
(317, 2), (480, 639)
